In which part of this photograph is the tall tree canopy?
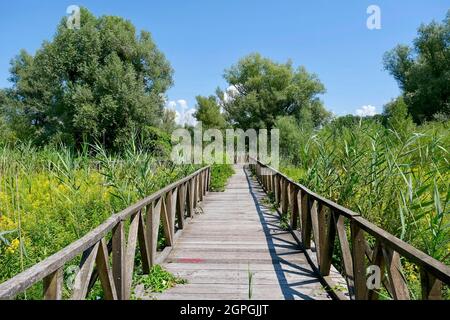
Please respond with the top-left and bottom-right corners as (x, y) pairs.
(193, 95), (227, 129)
(383, 11), (449, 123)
(218, 53), (330, 130)
(2, 7), (173, 148)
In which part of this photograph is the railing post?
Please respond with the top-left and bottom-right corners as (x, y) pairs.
(300, 191), (312, 249)
(187, 179), (195, 217)
(281, 178), (289, 215)
(333, 212), (355, 298)
(147, 199), (162, 266)
(112, 221), (125, 300)
(310, 200), (321, 264)
(420, 268), (442, 300)
(289, 185), (299, 229)
(177, 183), (186, 229)
(43, 268), (63, 300)
(193, 175), (198, 209)
(318, 207), (336, 276)
(350, 220), (367, 300)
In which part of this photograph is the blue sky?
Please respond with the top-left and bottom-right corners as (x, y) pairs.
(0, 1), (448, 120)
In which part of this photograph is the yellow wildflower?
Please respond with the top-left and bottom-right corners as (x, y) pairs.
(6, 238), (20, 254)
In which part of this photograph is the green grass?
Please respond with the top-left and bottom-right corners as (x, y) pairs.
(0, 143), (200, 299)
(133, 265), (187, 298)
(278, 119), (450, 298)
(209, 163), (235, 191)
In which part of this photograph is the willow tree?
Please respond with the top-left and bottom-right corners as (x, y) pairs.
(4, 7), (173, 149)
(218, 53), (330, 130)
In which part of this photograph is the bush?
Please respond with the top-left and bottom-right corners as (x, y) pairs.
(209, 163), (235, 192)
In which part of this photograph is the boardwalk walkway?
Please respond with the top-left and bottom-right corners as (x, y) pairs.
(152, 165), (331, 300)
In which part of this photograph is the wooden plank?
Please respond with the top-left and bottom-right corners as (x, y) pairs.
(112, 221), (125, 300)
(96, 238), (117, 300)
(350, 220), (367, 300)
(300, 191), (312, 249)
(124, 211), (140, 300)
(161, 195), (173, 246)
(187, 179), (195, 217)
(289, 185), (299, 230)
(273, 175), (279, 205)
(193, 176), (198, 208)
(43, 268), (63, 300)
(281, 178), (289, 214)
(333, 212), (354, 298)
(164, 190), (175, 241)
(177, 183), (186, 229)
(367, 241), (387, 300)
(71, 242), (99, 300)
(147, 199), (162, 265)
(319, 207), (336, 276)
(310, 200), (321, 263)
(138, 209), (151, 274)
(420, 267), (442, 300)
(382, 247), (410, 300)
(353, 216), (450, 283)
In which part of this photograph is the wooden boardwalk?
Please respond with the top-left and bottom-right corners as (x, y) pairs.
(151, 165), (331, 300)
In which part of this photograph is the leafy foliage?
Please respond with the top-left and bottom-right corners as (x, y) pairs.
(280, 119), (449, 266)
(134, 265), (187, 295)
(194, 95), (227, 129)
(383, 11), (450, 123)
(218, 53), (331, 130)
(0, 144), (199, 294)
(209, 163), (235, 192)
(2, 8), (173, 149)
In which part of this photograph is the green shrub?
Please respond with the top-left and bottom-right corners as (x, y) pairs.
(209, 164), (235, 191)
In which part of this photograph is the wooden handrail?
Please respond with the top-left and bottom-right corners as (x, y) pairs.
(249, 158), (450, 300)
(0, 166), (211, 300)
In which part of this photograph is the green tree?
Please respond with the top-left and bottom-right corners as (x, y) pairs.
(160, 108), (178, 133)
(383, 11), (449, 123)
(5, 8), (173, 149)
(218, 53), (330, 130)
(194, 95), (227, 129)
(383, 96), (415, 139)
(274, 116), (303, 164)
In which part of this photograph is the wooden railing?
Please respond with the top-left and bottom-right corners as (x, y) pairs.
(0, 166), (211, 300)
(250, 159), (450, 300)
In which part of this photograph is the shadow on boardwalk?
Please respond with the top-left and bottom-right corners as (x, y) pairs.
(145, 165), (331, 300)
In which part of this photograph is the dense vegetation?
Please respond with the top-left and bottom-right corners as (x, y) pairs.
(0, 143), (198, 282)
(383, 12), (449, 123)
(279, 118), (449, 262)
(0, 8), (174, 150)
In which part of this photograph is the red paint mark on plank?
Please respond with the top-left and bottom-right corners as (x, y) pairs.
(176, 258), (204, 263)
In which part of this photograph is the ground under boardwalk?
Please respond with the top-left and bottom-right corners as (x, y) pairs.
(152, 165), (331, 300)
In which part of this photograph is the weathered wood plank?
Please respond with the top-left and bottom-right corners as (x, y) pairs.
(43, 268), (63, 300)
(96, 238), (117, 300)
(124, 211), (140, 300)
(350, 220), (367, 300)
(71, 242), (99, 300)
(112, 221), (125, 300)
(147, 199), (162, 266)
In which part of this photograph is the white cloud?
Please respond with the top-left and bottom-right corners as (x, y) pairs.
(165, 99), (197, 126)
(223, 85), (240, 103)
(167, 101), (177, 109)
(183, 108), (197, 127)
(356, 105), (377, 117)
(177, 99), (188, 111)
